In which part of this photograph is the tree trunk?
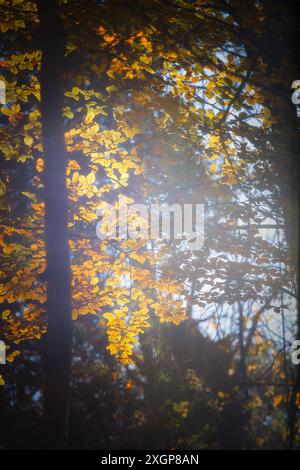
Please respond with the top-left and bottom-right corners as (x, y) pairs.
(38, 0), (72, 449)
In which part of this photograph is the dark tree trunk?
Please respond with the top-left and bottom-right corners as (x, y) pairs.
(38, 0), (72, 449)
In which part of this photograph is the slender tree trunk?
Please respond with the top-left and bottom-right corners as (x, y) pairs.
(38, 0), (72, 449)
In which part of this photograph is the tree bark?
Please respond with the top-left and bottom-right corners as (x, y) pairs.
(38, 0), (72, 449)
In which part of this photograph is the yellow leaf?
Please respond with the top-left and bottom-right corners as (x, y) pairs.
(2, 309), (10, 320)
(103, 312), (115, 321)
(206, 109), (214, 120)
(24, 136), (33, 146)
(106, 85), (118, 93)
(0, 181), (6, 197)
(273, 395), (284, 406)
(210, 163), (218, 173)
(85, 108), (96, 124)
(36, 158), (44, 173)
(139, 55), (151, 65)
(86, 172), (95, 184)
